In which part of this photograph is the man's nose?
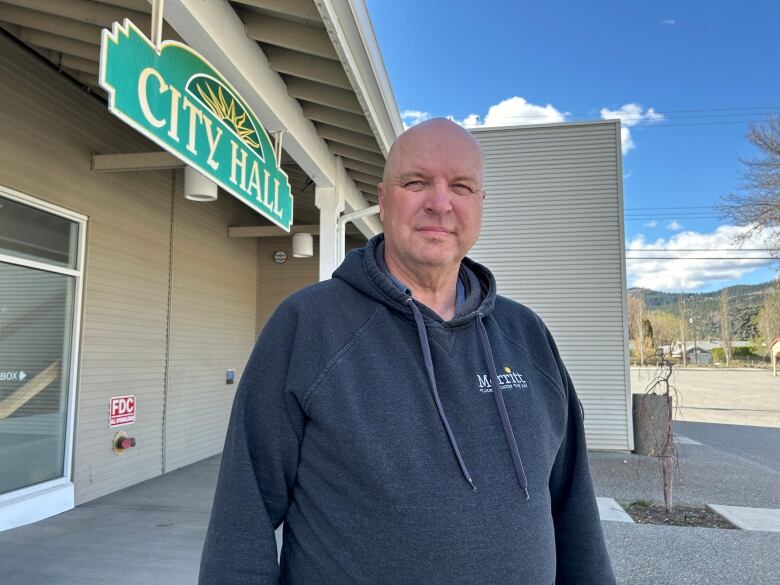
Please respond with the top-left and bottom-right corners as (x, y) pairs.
(424, 180), (453, 214)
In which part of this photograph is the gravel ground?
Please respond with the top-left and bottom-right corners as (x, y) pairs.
(630, 366), (780, 427)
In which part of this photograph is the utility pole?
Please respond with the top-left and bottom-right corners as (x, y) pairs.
(690, 316), (698, 365)
(679, 296), (687, 366)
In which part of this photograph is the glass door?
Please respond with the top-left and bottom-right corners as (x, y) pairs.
(0, 193), (82, 496)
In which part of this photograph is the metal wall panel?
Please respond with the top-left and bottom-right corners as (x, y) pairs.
(163, 180), (260, 472)
(470, 122), (631, 451)
(257, 236), (365, 332)
(0, 35), (281, 501)
(257, 237), (320, 332)
(0, 36), (170, 503)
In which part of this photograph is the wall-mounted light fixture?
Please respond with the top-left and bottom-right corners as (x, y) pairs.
(292, 233), (313, 258)
(184, 166), (218, 202)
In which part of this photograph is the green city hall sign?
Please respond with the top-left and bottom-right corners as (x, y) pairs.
(99, 20), (293, 230)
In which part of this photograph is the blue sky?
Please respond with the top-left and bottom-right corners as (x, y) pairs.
(365, 0), (780, 292)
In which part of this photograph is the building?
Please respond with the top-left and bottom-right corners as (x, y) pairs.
(0, 0), (630, 530)
(470, 122), (631, 451)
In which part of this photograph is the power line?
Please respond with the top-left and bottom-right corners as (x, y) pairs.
(625, 206), (714, 210)
(627, 248), (775, 252)
(626, 257), (776, 260)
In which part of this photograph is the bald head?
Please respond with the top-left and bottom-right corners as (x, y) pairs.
(383, 118), (485, 187)
(377, 117), (486, 282)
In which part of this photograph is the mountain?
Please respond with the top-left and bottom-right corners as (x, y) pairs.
(627, 281), (777, 341)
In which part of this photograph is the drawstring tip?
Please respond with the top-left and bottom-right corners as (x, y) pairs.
(468, 478), (477, 492)
(522, 487), (530, 500)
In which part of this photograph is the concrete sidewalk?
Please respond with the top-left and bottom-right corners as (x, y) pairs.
(1, 422), (778, 584)
(591, 421), (780, 584)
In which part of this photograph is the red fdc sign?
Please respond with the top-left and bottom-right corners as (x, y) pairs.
(109, 395), (136, 427)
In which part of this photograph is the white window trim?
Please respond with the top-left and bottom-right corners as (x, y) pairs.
(0, 185), (87, 530)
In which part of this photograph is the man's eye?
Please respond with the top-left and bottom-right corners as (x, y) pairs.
(404, 180), (425, 189)
(452, 184), (474, 195)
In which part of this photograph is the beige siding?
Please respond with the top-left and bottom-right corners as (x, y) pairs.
(0, 36), (290, 502)
(257, 237), (320, 332)
(0, 37), (170, 502)
(163, 176), (259, 472)
(471, 122), (631, 451)
(257, 236), (365, 332)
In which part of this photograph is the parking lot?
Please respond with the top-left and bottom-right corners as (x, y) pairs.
(630, 366), (780, 428)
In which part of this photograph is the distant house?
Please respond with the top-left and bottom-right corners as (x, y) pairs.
(770, 338), (780, 376)
(671, 342), (714, 365)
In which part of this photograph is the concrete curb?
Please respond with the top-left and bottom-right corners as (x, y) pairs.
(597, 497), (635, 523)
(708, 504), (780, 532)
(598, 497), (780, 533)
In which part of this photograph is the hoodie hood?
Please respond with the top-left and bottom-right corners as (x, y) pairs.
(333, 233), (496, 326)
(333, 233), (530, 499)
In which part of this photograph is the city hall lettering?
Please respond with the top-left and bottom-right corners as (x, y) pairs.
(136, 67), (285, 218)
(100, 20), (293, 230)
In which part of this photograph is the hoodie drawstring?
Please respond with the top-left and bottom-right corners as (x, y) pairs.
(406, 299), (477, 491)
(405, 298), (530, 499)
(476, 313), (531, 500)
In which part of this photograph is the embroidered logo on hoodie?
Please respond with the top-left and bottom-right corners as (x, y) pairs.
(476, 366), (528, 393)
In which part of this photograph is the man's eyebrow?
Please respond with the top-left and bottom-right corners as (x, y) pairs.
(450, 175), (481, 185)
(397, 172), (428, 181)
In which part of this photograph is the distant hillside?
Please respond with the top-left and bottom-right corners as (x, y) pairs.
(627, 281), (777, 341)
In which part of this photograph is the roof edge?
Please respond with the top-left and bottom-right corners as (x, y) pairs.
(469, 119), (621, 133)
(315, 0), (403, 156)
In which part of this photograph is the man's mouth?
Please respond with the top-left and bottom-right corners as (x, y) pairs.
(418, 226), (452, 234)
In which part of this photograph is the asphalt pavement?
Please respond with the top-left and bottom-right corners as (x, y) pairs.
(0, 422), (778, 584)
(591, 421), (780, 584)
(675, 420), (780, 472)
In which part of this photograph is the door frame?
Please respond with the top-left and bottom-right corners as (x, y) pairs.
(0, 185), (87, 531)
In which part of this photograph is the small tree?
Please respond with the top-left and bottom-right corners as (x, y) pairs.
(648, 310), (679, 349)
(628, 292), (648, 366)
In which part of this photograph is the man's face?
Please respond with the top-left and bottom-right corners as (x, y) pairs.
(378, 121), (485, 273)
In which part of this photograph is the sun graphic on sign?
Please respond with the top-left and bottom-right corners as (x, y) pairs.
(193, 78), (261, 150)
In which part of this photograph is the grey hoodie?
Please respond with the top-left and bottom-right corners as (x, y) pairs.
(199, 233), (616, 585)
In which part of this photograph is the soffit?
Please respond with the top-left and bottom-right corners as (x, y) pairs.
(0, 0), (395, 207)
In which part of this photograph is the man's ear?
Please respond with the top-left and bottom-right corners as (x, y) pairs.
(378, 182), (385, 222)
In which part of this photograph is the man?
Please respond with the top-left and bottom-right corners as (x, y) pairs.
(199, 118), (616, 584)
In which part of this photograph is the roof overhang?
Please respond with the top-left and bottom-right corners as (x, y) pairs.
(0, 0), (401, 236)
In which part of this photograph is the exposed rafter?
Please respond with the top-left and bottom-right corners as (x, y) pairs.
(284, 76), (362, 115)
(300, 102), (373, 136)
(16, 27), (97, 61)
(326, 141), (385, 167)
(2, 0), (179, 39)
(347, 170), (381, 186)
(232, 0), (321, 24)
(263, 45), (351, 90)
(241, 10), (337, 61)
(341, 157), (384, 178)
(0, 4), (102, 44)
(314, 122), (381, 153)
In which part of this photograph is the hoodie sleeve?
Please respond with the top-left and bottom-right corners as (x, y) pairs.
(545, 329), (616, 585)
(198, 302), (304, 585)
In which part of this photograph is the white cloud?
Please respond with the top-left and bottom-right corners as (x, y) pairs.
(626, 225), (778, 291)
(450, 97), (567, 129)
(600, 103), (665, 154)
(401, 110), (431, 129)
(642, 220), (658, 228)
(667, 220), (682, 231)
(661, 19), (676, 26)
